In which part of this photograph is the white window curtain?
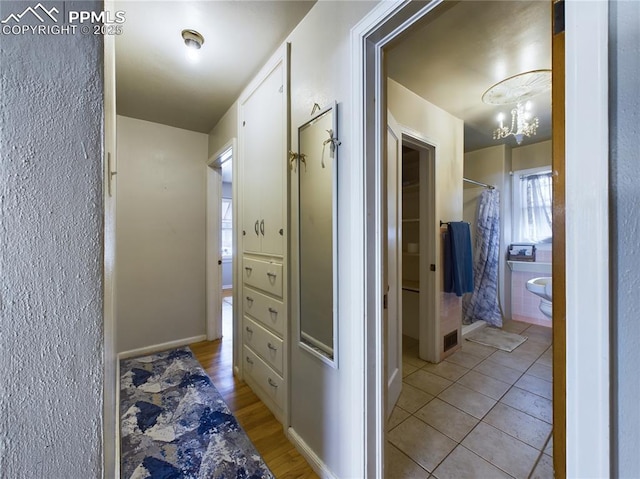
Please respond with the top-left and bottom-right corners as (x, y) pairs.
(517, 172), (552, 243)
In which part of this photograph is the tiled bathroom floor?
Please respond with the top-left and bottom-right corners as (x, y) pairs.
(387, 320), (554, 479)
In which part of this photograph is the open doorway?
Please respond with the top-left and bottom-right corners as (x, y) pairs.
(207, 143), (236, 344)
(378, 1), (560, 478)
(386, 120), (438, 417)
(220, 152), (234, 339)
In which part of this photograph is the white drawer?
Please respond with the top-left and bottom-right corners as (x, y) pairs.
(243, 286), (285, 336)
(243, 316), (284, 374)
(243, 257), (282, 297)
(243, 346), (284, 411)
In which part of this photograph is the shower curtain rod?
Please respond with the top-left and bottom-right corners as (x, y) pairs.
(463, 177), (495, 189)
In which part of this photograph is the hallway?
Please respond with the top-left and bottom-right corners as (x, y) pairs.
(190, 297), (318, 478)
(388, 321), (554, 478)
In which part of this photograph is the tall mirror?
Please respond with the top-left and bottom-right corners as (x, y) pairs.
(297, 102), (338, 364)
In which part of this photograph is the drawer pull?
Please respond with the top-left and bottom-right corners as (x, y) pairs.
(254, 220), (259, 236)
(268, 378), (278, 388)
(245, 326), (253, 334)
(246, 356), (254, 365)
(268, 307), (278, 315)
(267, 272), (277, 279)
(245, 266), (253, 273)
(246, 296), (254, 303)
(267, 342), (278, 352)
(260, 219), (265, 236)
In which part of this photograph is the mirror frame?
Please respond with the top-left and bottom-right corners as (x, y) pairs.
(296, 101), (339, 367)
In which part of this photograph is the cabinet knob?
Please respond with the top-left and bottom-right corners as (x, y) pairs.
(246, 356), (254, 365)
(246, 296), (254, 303)
(267, 272), (277, 279)
(268, 307), (277, 315)
(245, 326), (253, 333)
(268, 378), (278, 388)
(267, 342), (278, 351)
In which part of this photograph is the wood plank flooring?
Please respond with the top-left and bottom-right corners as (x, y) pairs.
(190, 337), (318, 479)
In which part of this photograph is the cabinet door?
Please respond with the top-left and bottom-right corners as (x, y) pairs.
(256, 63), (285, 256)
(241, 79), (267, 254)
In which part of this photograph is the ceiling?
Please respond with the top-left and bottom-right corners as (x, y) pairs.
(386, 1), (552, 152)
(115, 1), (315, 133)
(114, 1), (551, 151)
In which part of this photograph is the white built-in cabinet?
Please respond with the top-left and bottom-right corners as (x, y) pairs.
(241, 62), (285, 256)
(238, 44), (289, 424)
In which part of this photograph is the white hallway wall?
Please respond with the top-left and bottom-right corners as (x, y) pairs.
(610, 0), (640, 475)
(285, 2), (377, 476)
(209, 3), (379, 476)
(0, 2), (105, 475)
(116, 116), (209, 353)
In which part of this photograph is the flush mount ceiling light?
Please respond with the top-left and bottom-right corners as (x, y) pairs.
(482, 69), (551, 145)
(181, 29), (204, 50)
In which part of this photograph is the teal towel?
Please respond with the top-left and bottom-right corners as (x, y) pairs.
(444, 222), (474, 296)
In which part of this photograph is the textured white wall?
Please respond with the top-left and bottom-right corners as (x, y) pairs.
(610, 1), (640, 475)
(0, 6), (104, 476)
(116, 116), (208, 352)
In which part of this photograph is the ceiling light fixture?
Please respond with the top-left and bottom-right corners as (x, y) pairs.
(181, 29), (204, 61)
(181, 29), (204, 49)
(482, 70), (551, 145)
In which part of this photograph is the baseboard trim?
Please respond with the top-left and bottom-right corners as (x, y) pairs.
(287, 427), (337, 479)
(115, 358), (121, 478)
(117, 335), (207, 360)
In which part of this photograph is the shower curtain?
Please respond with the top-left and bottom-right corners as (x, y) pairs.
(462, 189), (502, 327)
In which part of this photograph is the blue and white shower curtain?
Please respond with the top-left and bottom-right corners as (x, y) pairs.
(462, 189), (502, 327)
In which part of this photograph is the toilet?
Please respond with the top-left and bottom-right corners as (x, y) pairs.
(538, 298), (552, 318)
(525, 277), (552, 319)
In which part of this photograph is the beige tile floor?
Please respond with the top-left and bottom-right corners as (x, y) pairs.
(387, 320), (555, 479)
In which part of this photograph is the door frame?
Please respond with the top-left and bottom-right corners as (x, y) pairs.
(401, 131), (437, 363)
(351, 1), (610, 477)
(206, 139), (238, 353)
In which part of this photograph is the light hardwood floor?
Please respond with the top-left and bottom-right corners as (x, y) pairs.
(191, 335), (318, 479)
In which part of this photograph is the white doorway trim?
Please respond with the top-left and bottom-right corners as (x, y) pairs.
(351, 1), (610, 477)
(206, 139), (237, 346)
(103, 3), (118, 475)
(564, 2), (609, 477)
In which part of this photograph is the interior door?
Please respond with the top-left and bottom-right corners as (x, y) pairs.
(551, 0), (566, 475)
(386, 111), (402, 417)
(257, 62), (285, 256)
(240, 87), (265, 254)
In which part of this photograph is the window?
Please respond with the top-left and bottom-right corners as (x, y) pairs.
(513, 167), (552, 243)
(221, 198), (232, 257)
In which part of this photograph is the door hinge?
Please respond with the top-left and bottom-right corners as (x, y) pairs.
(553, 0), (565, 35)
(383, 293), (388, 310)
(430, 264), (436, 272)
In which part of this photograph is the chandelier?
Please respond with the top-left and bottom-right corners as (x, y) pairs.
(482, 70), (551, 145)
(494, 101), (538, 144)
